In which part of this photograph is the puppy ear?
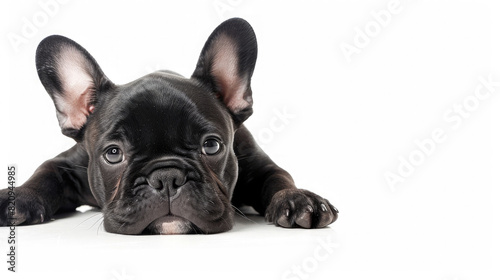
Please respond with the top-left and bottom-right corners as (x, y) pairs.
(192, 18), (257, 124)
(36, 35), (113, 140)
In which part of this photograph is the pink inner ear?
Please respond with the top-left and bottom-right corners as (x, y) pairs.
(210, 35), (250, 112)
(55, 46), (96, 130)
(54, 86), (94, 130)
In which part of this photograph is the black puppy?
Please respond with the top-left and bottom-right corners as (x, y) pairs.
(0, 18), (338, 234)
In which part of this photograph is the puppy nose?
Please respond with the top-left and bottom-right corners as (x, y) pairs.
(148, 168), (186, 197)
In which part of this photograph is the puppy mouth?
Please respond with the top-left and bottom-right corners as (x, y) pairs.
(142, 215), (202, 235)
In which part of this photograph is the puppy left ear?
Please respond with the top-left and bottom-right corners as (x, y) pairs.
(192, 18), (258, 124)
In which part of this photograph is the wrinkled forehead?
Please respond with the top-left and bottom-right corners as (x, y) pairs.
(93, 73), (233, 149)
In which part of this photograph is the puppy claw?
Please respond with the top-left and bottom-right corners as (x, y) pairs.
(320, 203), (328, 212)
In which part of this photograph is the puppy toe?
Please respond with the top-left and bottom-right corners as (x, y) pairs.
(295, 205), (313, 228)
(315, 202), (337, 228)
(276, 209), (292, 228)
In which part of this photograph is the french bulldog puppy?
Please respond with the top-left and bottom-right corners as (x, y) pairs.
(0, 18), (338, 234)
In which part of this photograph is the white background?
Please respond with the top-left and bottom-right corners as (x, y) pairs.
(0, 0), (499, 279)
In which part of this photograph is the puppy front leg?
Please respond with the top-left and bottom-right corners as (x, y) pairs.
(232, 126), (338, 228)
(0, 144), (97, 226)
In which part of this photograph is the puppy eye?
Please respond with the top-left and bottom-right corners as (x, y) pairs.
(202, 139), (221, 155)
(104, 147), (124, 164)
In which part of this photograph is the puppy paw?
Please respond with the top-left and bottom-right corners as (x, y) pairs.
(0, 188), (49, 226)
(265, 189), (338, 229)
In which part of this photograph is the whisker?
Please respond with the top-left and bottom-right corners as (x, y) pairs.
(56, 165), (88, 171)
(231, 205), (258, 224)
(73, 164), (88, 170)
(235, 155), (261, 161)
(97, 219), (105, 235)
(74, 212), (102, 228)
(88, 215), (104, 230)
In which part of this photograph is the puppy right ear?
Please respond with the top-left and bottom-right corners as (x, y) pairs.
(36, 35), (113, 140)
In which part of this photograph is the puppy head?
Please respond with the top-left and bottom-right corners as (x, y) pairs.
(35, 18), (258, 234)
